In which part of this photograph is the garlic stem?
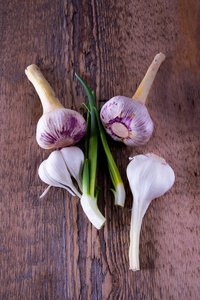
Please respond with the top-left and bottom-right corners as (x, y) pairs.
(25, 64), (63, 114)
(129, 200), (142, 271)
(133, 53), (166, 105)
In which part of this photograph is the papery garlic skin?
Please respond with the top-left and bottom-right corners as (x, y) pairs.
(100, 96), (154, 146)
(100, 53), (165, 147)
(126, 153), (175, 271)
(25, 64), (86, 149)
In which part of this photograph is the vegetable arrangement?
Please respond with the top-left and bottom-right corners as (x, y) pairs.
(25, 53), (175, 271)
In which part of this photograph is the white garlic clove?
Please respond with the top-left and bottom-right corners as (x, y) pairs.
(60, 146), (84, 190)
(39, 159), (62, 187)
(126, 153), (175, 271)
(44, 150), (81, 197)
(100, 96), (154, 146)
(45, 150), (72, 185)
(127, 153), (175, 215)
(38, 159), (76, 197)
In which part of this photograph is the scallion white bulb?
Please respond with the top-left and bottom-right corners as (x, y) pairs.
(126, 153), (175, 271)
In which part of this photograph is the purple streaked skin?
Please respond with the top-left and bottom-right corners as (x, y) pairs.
(100, 96), (154, 146)
(37, 108), (86, 149)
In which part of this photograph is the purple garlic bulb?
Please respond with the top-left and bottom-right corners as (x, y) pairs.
(100, 96), (154, 146)
(100, 53), (165, 147)
(25, 64), (86, 149)
(36, 108), (86, 149)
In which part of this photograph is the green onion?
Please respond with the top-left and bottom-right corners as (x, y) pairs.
(94, 107), (125, 206)
(76, 74), (106, 229)
(76, 74), (125, 209)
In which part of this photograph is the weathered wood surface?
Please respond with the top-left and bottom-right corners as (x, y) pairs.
(1, 0), (200, 299)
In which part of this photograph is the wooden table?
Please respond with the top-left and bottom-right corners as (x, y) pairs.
(1, 0), (199, 299)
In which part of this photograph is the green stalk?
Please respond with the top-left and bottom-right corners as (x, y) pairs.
(82, 110), (90, 195)
(94, 107), (125, 207)
(88, 98), (98, 197)
(77, 75), (98, 197)
(84, 107), (91, 159)
(76, 73), (125, 207)
(76, 73), (106, 229)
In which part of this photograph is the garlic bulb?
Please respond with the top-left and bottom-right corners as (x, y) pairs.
(126, 153), (175, 271)
(25, 64), (86, 149)
(100, 53), (165, 146)
(38, 146), (84, 198)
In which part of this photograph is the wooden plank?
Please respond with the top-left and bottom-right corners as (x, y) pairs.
(1, 0), (199, 299)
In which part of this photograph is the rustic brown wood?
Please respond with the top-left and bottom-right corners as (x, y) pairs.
(1, 0), (200, 299)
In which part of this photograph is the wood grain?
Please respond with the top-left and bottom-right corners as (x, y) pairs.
(1, 0), (200, 299)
